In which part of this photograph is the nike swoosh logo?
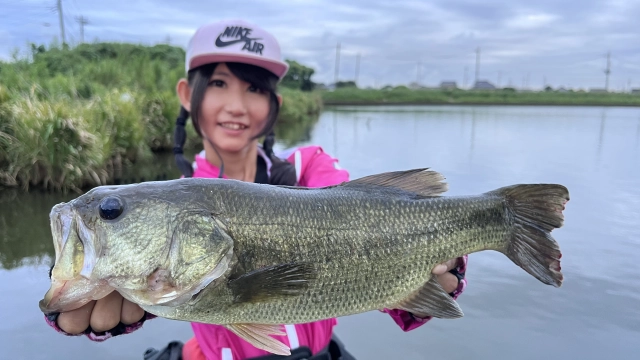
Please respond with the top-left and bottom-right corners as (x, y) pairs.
(215, 35), (261, 47)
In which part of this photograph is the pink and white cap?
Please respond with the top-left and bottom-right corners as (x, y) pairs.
(185, 19), (289, 79)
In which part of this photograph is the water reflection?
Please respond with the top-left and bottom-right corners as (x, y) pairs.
(597, 109), (607, 164)
(469, 109), (476, 163)
(0, 188), (68, 270)
(273, 112), (320, 148)
(332, 111), (338, 158)
(636, 117), (640, 150)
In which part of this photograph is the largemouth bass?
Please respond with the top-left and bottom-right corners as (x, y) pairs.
(39, 169), (568, 355)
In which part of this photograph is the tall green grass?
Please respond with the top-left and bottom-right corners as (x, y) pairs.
(276, 87), (323, 147)
(0, 42), (322, 192)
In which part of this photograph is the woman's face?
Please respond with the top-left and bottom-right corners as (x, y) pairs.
(184, 63), (271, 154)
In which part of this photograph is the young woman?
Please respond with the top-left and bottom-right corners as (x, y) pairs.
(46, 19), (468, 360)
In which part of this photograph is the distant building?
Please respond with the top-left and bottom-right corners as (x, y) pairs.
(440, 81), (457, 89)
(408, 82), (427, 90)
(472, 80), (496, 90)
(631, 88), (640, 94)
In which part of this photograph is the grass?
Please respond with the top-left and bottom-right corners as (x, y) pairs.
(320, 87), (640, 107)
(0, 42), (322, 192)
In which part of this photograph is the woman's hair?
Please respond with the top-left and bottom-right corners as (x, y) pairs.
(173, 62), (297, 185)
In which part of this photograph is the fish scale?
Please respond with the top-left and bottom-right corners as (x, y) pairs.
(167, 186), (510, 326)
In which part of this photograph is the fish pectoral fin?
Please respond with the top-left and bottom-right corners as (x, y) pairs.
(343, 168), (448, 197)
(228, 262), (316, 304)
(390, 276), (464, 319)
(225, 323), (290, 356)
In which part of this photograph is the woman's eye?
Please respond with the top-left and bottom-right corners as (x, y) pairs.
(248, 85), (263, 93)
(209, 80), (225, 87)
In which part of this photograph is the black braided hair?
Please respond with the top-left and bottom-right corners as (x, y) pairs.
(173, 106), (194, 177)
(172, 61), (297, 185)
(263, 129), (297, 185)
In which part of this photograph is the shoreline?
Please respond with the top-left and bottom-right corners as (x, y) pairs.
(319, 88), (640, 108)
(322, 100), (640, 107)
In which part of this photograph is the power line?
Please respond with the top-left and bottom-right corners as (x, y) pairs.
(475, 47), (480, 84)
(604, 51), (611, 91)
(334, 42), (340, 84)
(75, 15), (88, 43)
(55, 0), (65, 45)
(355, 52), (360, 86)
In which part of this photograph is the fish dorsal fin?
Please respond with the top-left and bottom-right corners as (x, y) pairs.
(344, 168), (448, 197)
(390, 276), (464, 319)
(227, 262), (316, 304)
(225, 323), (290, 356)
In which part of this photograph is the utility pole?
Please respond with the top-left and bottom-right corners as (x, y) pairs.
(76, 16), (89, 43)
(497, 71), (502, 88)
(334, 42), (341, 85)
(55, 0), (66, 45)
(475, 47), (480, 85)
(355, 53), (360, 86)
(416, 58), (421, 86)
(604, 52), (611, 92)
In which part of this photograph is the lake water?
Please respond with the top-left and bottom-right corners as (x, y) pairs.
(1, 105), (639, 359)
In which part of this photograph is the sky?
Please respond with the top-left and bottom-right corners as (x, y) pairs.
(1, 0), (639, 91)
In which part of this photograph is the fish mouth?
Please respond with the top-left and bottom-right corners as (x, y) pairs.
(39, 276), (114, 314)
(39, 278), (78, 314)
(39, 279), (68, 314)
(39, 202), (105, 314)
(49, 202), (99, 279)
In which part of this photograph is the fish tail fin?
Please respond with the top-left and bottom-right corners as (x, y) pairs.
(490, 184), (569, 288)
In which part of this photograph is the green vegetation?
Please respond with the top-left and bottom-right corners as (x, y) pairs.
(320, 87), (640, 106)
(281, 60), (316, 91)
(0, 42), (321, 192)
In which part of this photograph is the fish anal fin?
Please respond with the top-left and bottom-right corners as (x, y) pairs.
(344, 168), (448, 197)
(225, 323), (290, 356)
(228, 262), (316, 304)
(391, 276), (463, 319)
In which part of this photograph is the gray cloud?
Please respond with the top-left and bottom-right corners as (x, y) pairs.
(1, 0), (638, 90)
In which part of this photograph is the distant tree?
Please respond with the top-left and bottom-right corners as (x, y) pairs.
(281, 60), (316, 91)
(544, 85), (553, 92)
(335, 81), (357, 88)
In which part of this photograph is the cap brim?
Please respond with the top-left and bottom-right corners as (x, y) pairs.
(189, 53), (289, 79)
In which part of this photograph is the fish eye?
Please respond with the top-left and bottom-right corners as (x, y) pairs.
(99, 196), (124, 220)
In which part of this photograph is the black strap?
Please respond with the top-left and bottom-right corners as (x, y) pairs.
(143, 341), (184, 360)
(255, 153), (269, 184)
(245, 335), (356, 360)
(246, 346), (314, 360)
(448, 267), (465, 297)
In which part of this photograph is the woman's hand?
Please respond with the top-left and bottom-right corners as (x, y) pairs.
(432, 258), (464, 294)
(57, 291), (145, 334)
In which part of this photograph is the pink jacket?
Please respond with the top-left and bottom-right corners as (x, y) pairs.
(44, 145), (468, 359)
